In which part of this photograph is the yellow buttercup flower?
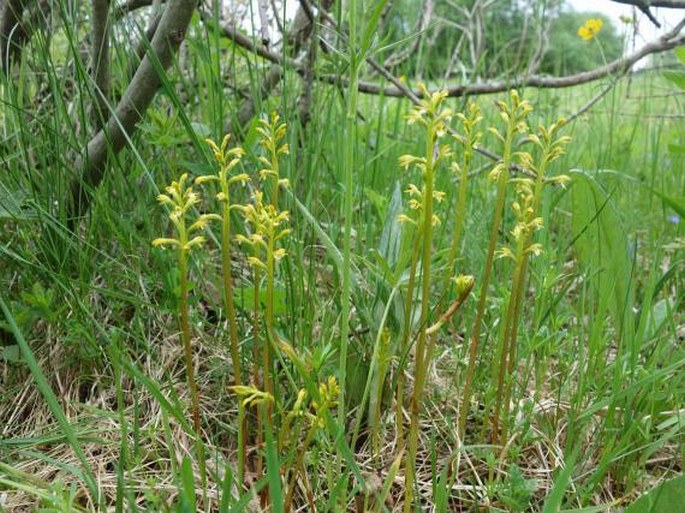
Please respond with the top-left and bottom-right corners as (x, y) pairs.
(578, 18), (603, 41)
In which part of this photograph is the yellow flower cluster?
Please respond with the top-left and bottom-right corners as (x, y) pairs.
(235, 191), (290, 271)
(152, 173), (220, 250)
(578, 18), (603, 41)
(488, 90), (533, 182)
(230, 384), (274, 408)
(496, 179), (544, 262)
(310, 376), (340, 428)
(257, 112), (290, 189)
(396, 183), (445, 227)
(397, 85), (453, 227)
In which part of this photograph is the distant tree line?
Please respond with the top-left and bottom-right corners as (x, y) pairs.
(377, 0), (625, 79)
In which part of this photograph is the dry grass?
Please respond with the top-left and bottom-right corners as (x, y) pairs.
(2, 319), (680, 512)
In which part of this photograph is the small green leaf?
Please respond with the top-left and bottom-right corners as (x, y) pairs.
(191, 122), (211, 137)
(179, 160), (214, 176)
(674, 46), (685, 64)
(2, 345), (22, 363)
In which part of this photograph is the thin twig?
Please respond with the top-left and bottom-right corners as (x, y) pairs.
(565, 79), (619, 125)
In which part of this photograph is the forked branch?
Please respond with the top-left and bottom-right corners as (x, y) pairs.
(68, 0), (196, 222)
(609, 0), (685, 27)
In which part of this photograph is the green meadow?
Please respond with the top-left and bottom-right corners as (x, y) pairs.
(0, 4), (684, 511)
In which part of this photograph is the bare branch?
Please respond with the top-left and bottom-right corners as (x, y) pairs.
(361, 54), (531, 173)
(198, 1), (324, 135)
(91, 0), (111, 130)
(205, 14), (285, 66)
(298, 2), (320, 127)
(306, 9), (683, 174)
(443, 0), (485, 79)
(270, 0), (285, 35)
(68, 0), (196, 222)
(257, 0), (270, 46)
(234, 65), (283, 131)
(609, 0), (685, 9)
(297, 0), (314, 22)
(592, 110), (685, 118)
(114, 0), (153, 17)
(323, 19), (685, 98)
(287, 0), (330, 54)
(211, 0), (683, 114)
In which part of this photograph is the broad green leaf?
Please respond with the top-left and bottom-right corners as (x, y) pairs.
(287, 189), (361, 287)
(228, 478), (267, 513)
(662, 70), (685, 90)
(178, 160), (214, 176)
(378, 181), (403, 268)
(363, 186), (388, 221)
(569, 170), (633, 330)
(646, 189), (685, 218)
(179, 456), (196, 513)
(375, 450), (404, 512)
(560, 505), (618, 513)
(625, 475), (685, 513)
(597, 167), (685, 218)
(541, 449), (616, 513)
(656, 410), (685, 431)
(234, 286), (286, 315)
(0, 189), (37, 220)
(360, 0), (390, 57)
(643, 298), (674, 342)
(668, 143), (685, 155)
(242, 116), (263, 152)
(263, 404), (283, 513)
(541, 457), (574, 513)
(218, 466), (235, 512)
